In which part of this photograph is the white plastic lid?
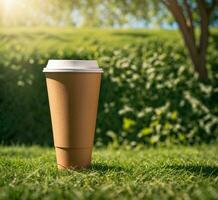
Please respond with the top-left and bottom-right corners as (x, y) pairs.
(43, 60), (103, 73)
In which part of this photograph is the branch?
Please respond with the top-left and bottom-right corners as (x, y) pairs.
(184, 0), (195, 45)
(196, 0), (210, 67)
(196, 0), (209, 16)
(162, 0), (199, 69)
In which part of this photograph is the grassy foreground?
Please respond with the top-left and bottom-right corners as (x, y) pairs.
(0, 145), (218, 200)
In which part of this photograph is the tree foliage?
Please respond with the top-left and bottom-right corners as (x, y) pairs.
(0, 0), (217, 28)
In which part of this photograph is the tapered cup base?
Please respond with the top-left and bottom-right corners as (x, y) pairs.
(55, 147), (92, 169)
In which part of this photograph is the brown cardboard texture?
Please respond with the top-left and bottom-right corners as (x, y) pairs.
(45, 72), (101, 169)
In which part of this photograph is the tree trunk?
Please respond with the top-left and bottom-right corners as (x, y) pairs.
(176, 12), (209, 81)
(162, 0), (210, 81)
(195, 59), (208, 80)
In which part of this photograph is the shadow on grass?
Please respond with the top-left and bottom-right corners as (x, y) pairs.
(167, 164), (218, 177)
(88, 163), (130, 173)
(111, 31), (150, 38)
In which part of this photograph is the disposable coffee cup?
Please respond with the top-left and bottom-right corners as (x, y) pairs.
(43, 60), (103, 169)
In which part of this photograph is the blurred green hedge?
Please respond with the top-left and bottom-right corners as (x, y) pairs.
(0, 29), (217, 146)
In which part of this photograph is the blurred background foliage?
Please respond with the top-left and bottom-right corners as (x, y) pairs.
(0, 28), (217, 146)
(0, 0), (217, 146)
(1, 0), (217, 28)
(0, 0), (168, 27)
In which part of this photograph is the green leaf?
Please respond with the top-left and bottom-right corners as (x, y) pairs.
(171, 111), (178, 121)
(123, 118), (136, 130)
(140, 127), (152, 136)
(150, 135), (160, 144)
(151, 120), (159, 128)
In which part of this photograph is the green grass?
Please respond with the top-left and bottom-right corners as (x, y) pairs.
(1, 27), (217, 52)
(0, 27), (183, 52)
(0, 145), (218, 200)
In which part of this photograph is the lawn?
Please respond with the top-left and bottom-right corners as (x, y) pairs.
(0, 144), (217, 200)
(0, 28), (218, 199)
(0, 27), (181, 50)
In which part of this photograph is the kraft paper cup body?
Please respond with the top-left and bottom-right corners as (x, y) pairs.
(43, 60), (103, 169)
